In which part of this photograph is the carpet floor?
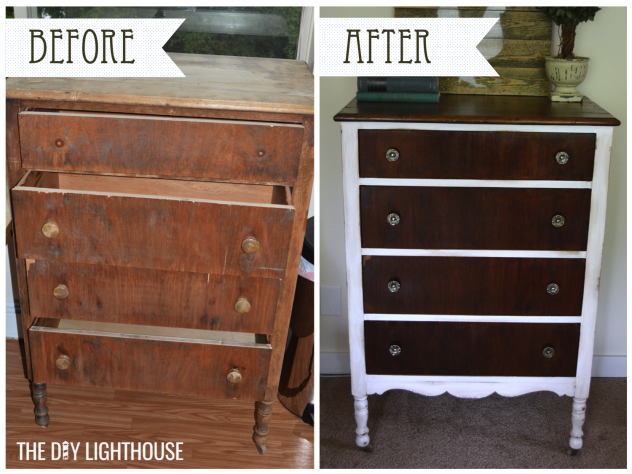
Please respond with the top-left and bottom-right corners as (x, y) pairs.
(320, 377), (626, 469)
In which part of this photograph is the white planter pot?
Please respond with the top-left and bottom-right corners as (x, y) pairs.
(545, 56), (590, 102)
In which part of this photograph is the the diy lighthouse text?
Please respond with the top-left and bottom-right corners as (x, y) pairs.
(16, 441), (184, 461)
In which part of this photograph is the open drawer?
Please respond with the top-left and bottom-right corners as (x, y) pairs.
(12, 171), (294, 278)
(29, 318), (271, 400)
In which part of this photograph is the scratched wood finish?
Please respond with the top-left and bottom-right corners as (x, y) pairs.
(19, 112), (304, 184)
(362, 256), (586, 316)
(364, 321), (581, 376)
(27, 261), (280, 334)
(360, 187), (591, 251)
(359, 130), (596, 181)
(29, 325), (271, 401)
(12, 183), (294, 279)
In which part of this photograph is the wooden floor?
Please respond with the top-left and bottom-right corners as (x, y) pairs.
(6, 340), (314, 468)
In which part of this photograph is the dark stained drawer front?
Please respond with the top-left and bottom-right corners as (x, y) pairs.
(364, 321), (580, 376)
(358, 130), (596, 181)
(362, 257), (586, 316)
(19, 112), (304, 184)
(30, 319), (271, 400)
(27, 261), (280, 334)
(360, 186), (591, 251)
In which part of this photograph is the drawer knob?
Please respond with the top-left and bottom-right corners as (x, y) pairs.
(227, 368), (242, 384)
(556, 151), (569, 164)
(543, 347), (555, 358)
(241, 237), (260, 254)
(389, 345), (401, 356)
(552, 215), (565, 227)
(547, 283), (560, 295)
(42, 222), (60, 239)
(387, 280), (401, 293)
(387, 213), (400, 226)
(386, 148), (400, 162)
(55, 355), (71, 370)
(234, 297), (251, 314)
(53, 284), (69, 300)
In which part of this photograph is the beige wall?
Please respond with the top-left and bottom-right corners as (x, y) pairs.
(320, 7), (627, 367)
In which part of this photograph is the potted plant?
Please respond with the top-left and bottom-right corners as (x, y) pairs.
(541, 7), (600, 102)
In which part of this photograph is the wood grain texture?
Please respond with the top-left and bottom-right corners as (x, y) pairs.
(364, 321), (581, 376)
(27, 261), (281, 334)
(359, 130), (596, 181)
(7, 53), (315, 115)
(19, 112), (303, 184)
(439, 67), (549, 97)
(362, 256), (586, 316)
(360, 187), (592, 251)
(12, 183), (294, 279)
(334, 95), (621, 126)
(29, 325), (271, 400)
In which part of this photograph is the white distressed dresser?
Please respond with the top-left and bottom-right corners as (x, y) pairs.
(334, 95), (619, 454)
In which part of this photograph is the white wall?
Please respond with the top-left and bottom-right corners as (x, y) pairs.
(320, 7), (627, 375)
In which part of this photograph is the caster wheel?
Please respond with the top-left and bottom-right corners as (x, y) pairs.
(567, 448), (580, 456)
(256, 444), (267, 455)
(360, 443), (374, 453)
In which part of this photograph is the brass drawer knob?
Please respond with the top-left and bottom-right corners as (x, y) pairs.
(552, 215), (565, 227)
(547, 283), (560, 295)
(389, 345), (401, 356)
(227, 368), (242, 384)
(234, 297), (251, 314)
(543, 347), (555, 358)
(387, 213), (400, 226)
(55, 355), (71, 370)
(53, 284), (69, 300)
(42, 222), (60, 239)
(387, 280), (401, 293)
(386, 148), (400, 162)
(556, 151), (569, 164)
(241, 237), (260, 254)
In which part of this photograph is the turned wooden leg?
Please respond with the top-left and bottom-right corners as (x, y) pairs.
(31, 383), (50, 428)
(253, 400), (273, 455)
(354, 396), (371, 450)
(568, 397), (587, 455)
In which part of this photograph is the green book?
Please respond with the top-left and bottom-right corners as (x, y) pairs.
(356, 91), (440, 103)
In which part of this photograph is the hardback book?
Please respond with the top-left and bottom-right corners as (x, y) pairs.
(357, 77), (439, 94)
(356, 91), (440, 103)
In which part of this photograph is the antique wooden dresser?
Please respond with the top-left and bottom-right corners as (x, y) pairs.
(7, 53), (314, 455)
(334, 95), (619, 454)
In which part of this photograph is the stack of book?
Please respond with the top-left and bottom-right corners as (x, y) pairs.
(356, 77), (440, 103)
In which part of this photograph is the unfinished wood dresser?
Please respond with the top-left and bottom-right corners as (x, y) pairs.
(334, 95), (619, 455)
(7, 53), (314, 455)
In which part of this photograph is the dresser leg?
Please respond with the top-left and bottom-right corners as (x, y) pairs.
(31, 383), (50, 428)
(568, 397), (587, 455)
(354, 396), (371, 450)
(253, 400), (273, 455)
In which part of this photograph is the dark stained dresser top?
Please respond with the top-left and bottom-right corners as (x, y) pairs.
(334, 95), (620, 126)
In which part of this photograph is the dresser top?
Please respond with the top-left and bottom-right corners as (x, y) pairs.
(334, 95), (619, 126)
(6, 53), (314, 116)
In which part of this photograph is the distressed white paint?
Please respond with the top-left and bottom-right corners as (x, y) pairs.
(361, 248), (586, 259)
(569, 397), (587, 450)
(359, 177), (591, 189)
(353, 396), (370, 448)
(364, 314), (582, 323)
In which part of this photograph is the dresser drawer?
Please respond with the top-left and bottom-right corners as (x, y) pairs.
(27, 261), (280, 334)
(12, 171), (294, 279)
(364, 321), (580, 376)
(362, 257), (585, 316)
(360, 186), (591, 251)
(29, 318), (271, 400)
(19, 111), (304, 184)
(358, 130), (596, 181)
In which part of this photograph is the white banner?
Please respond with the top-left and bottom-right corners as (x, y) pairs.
(6, 19), (186, 77)
(320, 18), (499, 76)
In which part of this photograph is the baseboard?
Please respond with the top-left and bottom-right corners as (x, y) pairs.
(320, 352), (627, 378)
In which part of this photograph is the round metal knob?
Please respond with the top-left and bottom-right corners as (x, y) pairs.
(55, 355), (71, 370)
(386, 149), (400, 162)
(234, 297), (251, 314)
(543, 347), (555, 359)
(54, 138), (65, 148)
(387, 213), (400, 226)
(241, 237), (260, 254)
(547, 283), (560, 295)
(556, 151), (569, 164)
(389, 345), (401, 356)
(387, 281), (401, 293)
(42, 222), (60, 239)
(227, 368), (242, 384)
(552, 215), (565, 227)
(53, 285), (69, 300)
